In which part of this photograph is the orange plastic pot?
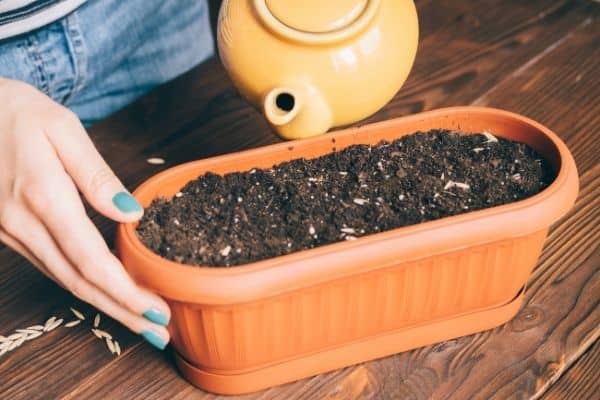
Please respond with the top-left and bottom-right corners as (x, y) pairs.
(116, 107), (578, 395)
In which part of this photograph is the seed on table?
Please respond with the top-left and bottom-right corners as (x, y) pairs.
(147, 157), (165, 164)
(26, 331), (44, 340)
(114, 341), (121, 356)
(17, 329), (40, 335)
(93, 314), (100, 328)
(26, 325), (44, 331)
(106, 338), (116, 354)
(70, 307), (85, 320)
(8, 333), (25, 340)
(65, 320), (82, 328)
(44, 316), (57, 331)
(45, 318), (63, 332)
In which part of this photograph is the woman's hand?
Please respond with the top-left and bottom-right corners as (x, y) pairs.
(0, 78), (170, 350)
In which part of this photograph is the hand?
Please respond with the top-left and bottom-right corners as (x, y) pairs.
(0, 78), (170, 350)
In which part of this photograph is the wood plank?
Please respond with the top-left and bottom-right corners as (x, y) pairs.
(541, 339), (600, 400)
(55, 3), (600, 399)
(0, 0), (597, 399)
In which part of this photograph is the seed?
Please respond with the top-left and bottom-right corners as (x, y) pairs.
(114, 341), (121, 356)
(26, 331), (43, 340)
(91, 329), (102, 339)
(8, 340), (21, 351)
(45, 318), (63, 332)
(17, 329), (40, 335)
(220, 245), (232, 257)
(340, 228), (356, 234)
(308, 225), (316, 235)
(70, 307), (85, 320)
(26, 325), (44, 331)
(399, 194), (405, 201)
(7, 333), (24, 340)
(0, 341), (10, 350)
(339, 171), (348, 176)
(146, 157), (165, 165)
(444, 181), (470, 190)
(472, 147), (485, 153)
(106, 338), (116, 354)
(65, 320), (82, 328)
(345, 235), (358, 241)
(482, 131), (499, 143)
(353, 198), (368, 205)
(95, 330), (112, 340)
(93, 314), (101, 328)
(44, 316), (57, 330)
(175, 192), (183, 198)
(0, 336), (8, 343)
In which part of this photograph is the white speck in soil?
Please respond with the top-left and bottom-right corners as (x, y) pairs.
(220, 246), (232, 257)
(237, 197), (243, 203)
(444, 181), (471, 191)
(472, 147), (485, 153)
(353, 198), (369, 205)
(175, 192), (183, 198)
(482, 131), (499, 143)
(345, 235), (357, 241)
(173, 219), (180, 226)
(309, 225), (316, 235)
(341, 228), (356, 234)
(399, 194), (405, 200)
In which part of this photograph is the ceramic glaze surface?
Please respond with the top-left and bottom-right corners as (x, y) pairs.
(217, 0), (419, 139)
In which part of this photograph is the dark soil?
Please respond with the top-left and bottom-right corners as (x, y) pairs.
(137, 130), (555, 267)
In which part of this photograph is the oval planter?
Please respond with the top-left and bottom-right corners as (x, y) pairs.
(116, 107), (578, 395)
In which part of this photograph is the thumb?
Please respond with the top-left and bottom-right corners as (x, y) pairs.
(45, 110), (143, 222)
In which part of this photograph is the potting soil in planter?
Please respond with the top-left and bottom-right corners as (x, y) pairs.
(137, 130), (555, 267)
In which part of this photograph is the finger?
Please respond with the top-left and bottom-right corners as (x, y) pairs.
(0, 228), (59, 285)
(44, 111), (143, 222)
(3, 210), (169, 349)
(20, 149), (171, 328)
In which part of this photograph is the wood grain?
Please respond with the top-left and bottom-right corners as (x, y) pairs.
(0, 0), (598, 399)
(542, 339), (600, 400)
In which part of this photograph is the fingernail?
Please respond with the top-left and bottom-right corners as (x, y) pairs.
(141, 330), (167, 350)
(112, 192), (142, 213)
(143, 308), (169, 326)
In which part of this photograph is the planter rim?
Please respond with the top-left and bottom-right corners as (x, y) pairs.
(116, 106), (579, 304)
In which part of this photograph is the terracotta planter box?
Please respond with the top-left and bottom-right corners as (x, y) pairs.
(116, 107), (578, 395)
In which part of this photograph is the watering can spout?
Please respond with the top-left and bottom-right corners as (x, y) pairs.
(263, 84), (332, 140)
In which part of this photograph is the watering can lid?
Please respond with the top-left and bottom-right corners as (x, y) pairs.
(264, 0), (369, 33)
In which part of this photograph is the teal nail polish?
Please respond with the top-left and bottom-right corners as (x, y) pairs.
(143, 308), (169, 326)
(141, 330), (167, 350)
(112, 192), (142, 213)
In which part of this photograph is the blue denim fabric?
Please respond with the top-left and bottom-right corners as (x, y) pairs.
(0, 0), (214, 125)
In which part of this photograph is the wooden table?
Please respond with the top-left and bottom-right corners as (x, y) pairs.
(1, 1), (598, 399)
